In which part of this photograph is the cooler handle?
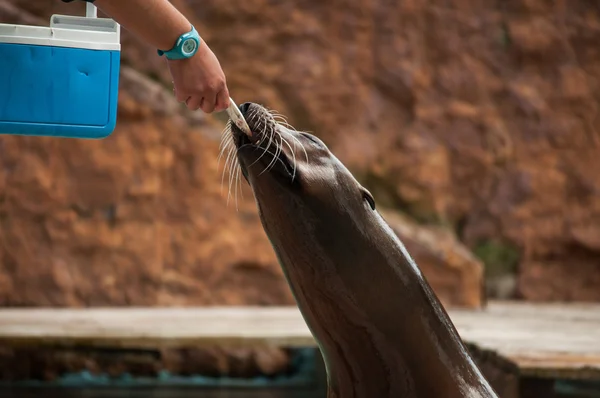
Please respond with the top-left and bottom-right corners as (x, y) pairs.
(86, 3), (98, 18)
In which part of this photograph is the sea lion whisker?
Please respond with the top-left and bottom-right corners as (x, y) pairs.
(267, 109), (294, 126)
(280, 134), (297, 180)
(248, 108), (260, 129)
(227, 148), (237, 205)
(288, 133), (309, 163)
(275, 119), (297, 131)
(262, 133), (281, 174)
(223, 150), (234, 201)
(218, 136), (235, 193)
(257, 151), (291, 177)
(270, 130), (285, 170)
(236, 144), (276, 160)
(217, 134), (234, 167)
(218, 129), (229, 151)
(233, 158), (241, 211)
(269, 112), (292, 125)
(237, 162), (244, 199)
(223, 137), (236, 174)
(230, 151), (244, 208)
(228, 145), (243, 207)
(270, 114), (297, 131)
(268, 110), (287, 121)
(267, 108), (286, 119)
(262, 132), (286, 175)
(261, 120), (272, 152)
(235, 160), (244, 207)
(219, 120), (231, 141)
(244, 146), (269, 170)
(250, 111), (269, 152)
(261, 119), (278, 157)
(226, 150), (237, 207)
(218, 121), (232, 148)
(220, 149), (232, 196)
(217, 123), (233, 165)
(248, 121), (272, 169)
(236, 143), (256, 152)
(223, 142), (238, 203)
(238, 141), (289, 178)
(218, 134), (235, 196)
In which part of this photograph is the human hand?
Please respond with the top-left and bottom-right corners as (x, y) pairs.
(167, 43), (230, 113)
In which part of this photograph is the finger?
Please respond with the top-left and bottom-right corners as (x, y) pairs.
(175, 89), (188, 104)
(214, 88), (230, 112)
(200, 97), (216, 113)
(200, 85), (217, 113)
(185, 96), (202, 111)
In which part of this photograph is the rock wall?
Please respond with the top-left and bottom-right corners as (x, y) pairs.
(0, 0), (490, 308)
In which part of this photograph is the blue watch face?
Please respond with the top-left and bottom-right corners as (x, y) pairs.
(182, 38), (198, 55)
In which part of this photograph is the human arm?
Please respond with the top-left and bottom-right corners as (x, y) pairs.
(63, 0), (230, 113)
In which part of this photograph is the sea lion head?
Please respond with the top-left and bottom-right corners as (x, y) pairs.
(227, 102), (376, 223)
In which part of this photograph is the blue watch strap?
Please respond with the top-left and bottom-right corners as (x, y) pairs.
(158, 25), (201, 60)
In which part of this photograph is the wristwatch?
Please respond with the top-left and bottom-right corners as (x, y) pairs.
(157, 25), (201, 60)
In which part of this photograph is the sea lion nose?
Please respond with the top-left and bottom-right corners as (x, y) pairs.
(239, 102), (252, 114)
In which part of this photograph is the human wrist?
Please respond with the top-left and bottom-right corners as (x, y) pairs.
(157, 21), (197, 55)
(158, 24), (203, 60)
(93, 0), (195, 51)
(165, 40), (207, 66)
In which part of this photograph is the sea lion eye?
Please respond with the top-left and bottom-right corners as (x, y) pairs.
(361, 188), (376, 210)
(301, 132), (325, 147)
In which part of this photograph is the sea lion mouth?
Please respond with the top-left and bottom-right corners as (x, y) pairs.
(217, 102), (307, 205)
(230, 103), (298, 182)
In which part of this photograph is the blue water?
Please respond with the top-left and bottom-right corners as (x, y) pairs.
(0, 348), (327, 398)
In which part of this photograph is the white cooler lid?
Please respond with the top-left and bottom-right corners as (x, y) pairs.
(0, 11), (120, 51)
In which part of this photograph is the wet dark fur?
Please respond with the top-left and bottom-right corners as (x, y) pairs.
(227, 102), (498, 398)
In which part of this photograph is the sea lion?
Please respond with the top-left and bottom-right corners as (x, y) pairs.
(223, 102), (498, 398)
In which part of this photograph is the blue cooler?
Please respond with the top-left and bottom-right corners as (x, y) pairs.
(0, 4), (121, 139)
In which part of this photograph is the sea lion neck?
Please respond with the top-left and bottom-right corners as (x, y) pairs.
(264, 206), (494, 397)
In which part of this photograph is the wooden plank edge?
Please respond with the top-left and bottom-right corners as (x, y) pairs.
(0, 335), (318, 350)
